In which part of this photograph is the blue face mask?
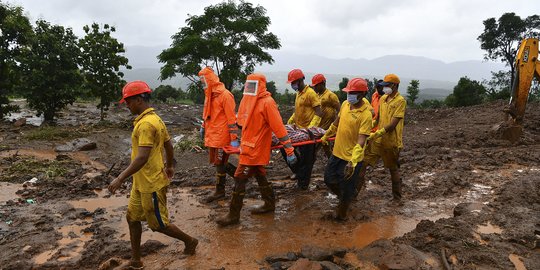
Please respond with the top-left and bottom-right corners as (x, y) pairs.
(291, 83), (299, 91)
(347, 93), (360, 105)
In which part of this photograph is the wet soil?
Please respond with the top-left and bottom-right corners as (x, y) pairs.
(1, 100), (539, 269)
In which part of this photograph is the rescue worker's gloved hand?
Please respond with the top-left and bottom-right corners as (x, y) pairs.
(200, 127), (205, 141)
(287, 113), (295, 125)
(230, 140), (240, 148)
(321, 124), (337, 145)
(368, 127), (386, 141)
(345, 144), (364, 179)
(308, 115), (322, 128)
(286, 153), (298, 166)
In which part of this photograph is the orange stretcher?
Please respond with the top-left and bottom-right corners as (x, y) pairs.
(222, 137), (335, 154)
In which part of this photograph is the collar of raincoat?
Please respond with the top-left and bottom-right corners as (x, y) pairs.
(237, 73), (271, 128)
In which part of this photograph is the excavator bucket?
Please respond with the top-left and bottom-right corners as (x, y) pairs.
(493, 120), (523, 143)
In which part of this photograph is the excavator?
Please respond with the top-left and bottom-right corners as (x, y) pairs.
(498, 37), (540, 142)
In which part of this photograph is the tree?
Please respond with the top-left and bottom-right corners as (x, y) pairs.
(406, 79), (420, 105)
(79, 23), (131, 120)
(0, 3), (33, 119)
(19, 20), (82, 122)
(335, 77), (349, 102)
(154, 85), (183, 102)
(445, 77), (486, 107)
(158, 0), (281, 91)
(478, 13), (540, 88)
(484, 70), (511, 101)
(267, 81), (277, 96)
(186, 83), (205, 104)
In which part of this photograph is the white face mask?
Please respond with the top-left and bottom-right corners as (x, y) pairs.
(383, 87), (393, 95)
(200, 76), (208, 89)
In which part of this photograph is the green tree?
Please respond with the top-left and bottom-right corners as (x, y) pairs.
(484, 70), (511, 101)
(186, 82), (205, 104)
(406, 79), (420, 105)
(478, 13), (540, 88)
(267, 81), (277, 96)
(335, 77), (349, 102)
(19, 20), (82, 122)
(154, 85), (183, 102)
(158, 0), (281, 91)
(445, 77), (486, 107)
(79, 23), (131, 120)
(0, 3), (33, 119)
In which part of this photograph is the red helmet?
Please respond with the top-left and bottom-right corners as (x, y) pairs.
(287, 69), (305, 84)
(342, 78), (368, 92)
(310, 74), (326, 87)
(120, 81), (152, 103)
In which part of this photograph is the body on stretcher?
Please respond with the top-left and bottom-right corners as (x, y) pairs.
(223, 137), (335, 154)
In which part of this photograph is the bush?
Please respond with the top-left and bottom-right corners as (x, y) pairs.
(154, 85), (183, 102)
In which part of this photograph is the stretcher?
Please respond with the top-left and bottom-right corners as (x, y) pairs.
(223, 137), (335, 154)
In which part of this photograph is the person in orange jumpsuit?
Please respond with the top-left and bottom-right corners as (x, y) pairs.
(198, 67), (239, 203)
(216, 73), (297, 226)
(370, 79), (385, 132)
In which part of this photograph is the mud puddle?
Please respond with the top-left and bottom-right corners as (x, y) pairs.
(0, 149), (107, 170)
(0, 182), (23, 204)
(34, 223), (93, 264)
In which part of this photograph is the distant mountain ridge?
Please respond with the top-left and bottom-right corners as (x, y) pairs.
(122, 45), (507, 100)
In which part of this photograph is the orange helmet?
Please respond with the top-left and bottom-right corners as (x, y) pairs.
(310, 74), (326, 87)
(120, 81), (152, 103)
(342, 78), (368, 92)
(287, 69), (305, 84)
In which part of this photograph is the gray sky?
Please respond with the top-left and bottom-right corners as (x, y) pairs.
(7, 0), (540, 62)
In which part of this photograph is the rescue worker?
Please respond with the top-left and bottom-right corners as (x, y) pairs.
(320, 78), (372, 220)
(198, 67), (239, 203)
(359, 74), (407, 202)
(370, 79), (384, 132)
(216, 73), (297, 226)
(284, 69), (323, 190)
(311, 74), (341, 157)
(108, 81), (198, 269)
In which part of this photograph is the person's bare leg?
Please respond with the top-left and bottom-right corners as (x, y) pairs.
(127, 219), (143, 268)
(157, 224), (198, 255)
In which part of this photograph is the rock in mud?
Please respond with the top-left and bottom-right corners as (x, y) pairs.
(300, 245), (334, 261)
(55, 138), (97, 152)
(453, 202), (485, 217)
(289, 258), (323, 270)
(356, 239), (441, 269)
(13, 118), (26, 127)
(318, 261), (341, 270)
(265, 252), (298, 264)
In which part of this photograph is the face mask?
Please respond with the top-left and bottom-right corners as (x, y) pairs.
(347, 93), (360, 105)
(376, 88), (385, 96)
(200, 76), (207, 89)
(383, 87), (393, 95)
(291, 83), (299, 91)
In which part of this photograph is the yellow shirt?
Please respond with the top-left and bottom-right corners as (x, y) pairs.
(332, 100), (373, 161)
(378, 92), (406, 149)
(131, 108), (171, 193)
(294, 86), (321, 128)
(318, 89), (340, 130)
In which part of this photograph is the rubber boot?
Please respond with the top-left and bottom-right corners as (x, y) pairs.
(335, 200), (351, 221)
(204, 172), (226, 203)
(251, 175), (275, 214)
(225, 162), (237, 177)
(327, 183), (341, 198)
(216, 191), (244, 226)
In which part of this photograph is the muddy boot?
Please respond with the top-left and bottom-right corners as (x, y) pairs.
(251, 175), (275, 214)
(225, 162), (237, 177)
(216, 191), (244, 226)
(391, 177), (402, 201)
(327, 183), (340, 198)
(204, 172), (226, 203)
(335, 200), (351, 221)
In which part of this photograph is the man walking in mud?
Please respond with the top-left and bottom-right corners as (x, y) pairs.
(109, 81), (198, 269)
(311, 73), (340, 157)
(359, 74), (407, 202)
(320, 78), (373, 220)
(216, 73), (297, 226)
(283, 69), (323, 190)
(198, 67), (239, 203)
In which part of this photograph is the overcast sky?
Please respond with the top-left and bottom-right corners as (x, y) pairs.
(6, 0), (540, 62)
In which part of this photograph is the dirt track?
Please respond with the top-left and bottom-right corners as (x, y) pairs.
(1, 100), (539, 269)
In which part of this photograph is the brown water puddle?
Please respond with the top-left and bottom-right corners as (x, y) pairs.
(0, 149), (107, 170)
(477, 221), (503, 234)
(0, 182), (23, 204)
(509, 254), (527, 270)
(34, 223), (93, 264)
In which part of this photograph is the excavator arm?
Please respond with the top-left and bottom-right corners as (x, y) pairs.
(506, 38), (540, 124)
(499, 38), (540, 142)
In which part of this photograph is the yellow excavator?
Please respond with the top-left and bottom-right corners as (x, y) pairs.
(499, 38), (540, 142)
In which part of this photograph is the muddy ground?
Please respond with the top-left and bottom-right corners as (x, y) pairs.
(0, 99), (539, 270)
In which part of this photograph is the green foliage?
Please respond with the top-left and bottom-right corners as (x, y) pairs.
(335, 77), (349, 102)
(0, 3), (33, 119)
(186, 82), (205, 104)
(7, 158), (67, 179)
(418, 99), (445, 109)
(478, 13), (540, 86)
(158, 0), (281, 91)
(24, 126), (81, 140)
(19, 20), (82, 122)
(154, 85), (184, 102)
(446, 77), (486, 107)
(79, 23), (131, 120)
(406, 79), (420, 105)
(484, 70), (511, 101)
